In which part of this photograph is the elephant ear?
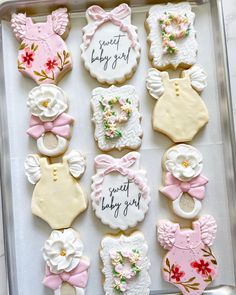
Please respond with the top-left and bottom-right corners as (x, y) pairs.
(184, 65), (207, 92)
(65, 150), (86, 178)
(11, 13), (27, 42)
(199, 215), (217, 246)
(157, 220), (178, 250)
(51, 8), (69, 36)
(146, 68), (164, 100)
(24, 154), (41, 184)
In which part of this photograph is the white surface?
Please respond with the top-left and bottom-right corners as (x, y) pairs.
(0, 1), (236, 295)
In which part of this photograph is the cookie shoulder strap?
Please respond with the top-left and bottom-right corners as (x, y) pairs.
(51, 8), (69, 36)
(198, 215), (217, 246)
(146, 68), (165, 100)
(183, 65), (207, 92)
(64, 150), (86, 178)
(157, 220), (179, 250)
(11, 13), (27, 42)
(24, 154), (41, 184)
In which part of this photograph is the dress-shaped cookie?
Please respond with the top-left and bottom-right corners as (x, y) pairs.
(42, 228), (90, 295)
(11, 8), (72, 84)
(25, 150), (87, 229)
(146, 65), (209, 142)
(91, 85), (142, 151)
(146, 2), (197, 70)
(157, 215), (218, 295)
(81, 3), (141, 84)
(100, 232), (151, 295)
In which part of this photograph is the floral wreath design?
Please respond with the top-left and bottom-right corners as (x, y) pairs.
(99, 96), (132, 140)
(159, 12), (191, 55)
(18, 43), (70, 82)
(110, 249), (142, 293)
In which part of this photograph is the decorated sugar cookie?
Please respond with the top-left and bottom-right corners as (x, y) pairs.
(146, 65), (209, 142)
(26, 84), (74, 157)
(42, 228), (90, 295)
(100, 232), (151, 294)
(25, 150), (87, 229)
(11, 8), (72, 84)
(157, 215), (218, 295)
(160, 144), (208, 219)
(81, 3), (141, 84)
(146, 2), (197, 70)
(91, 152), (150, 230)
(91, 85), (142, 151)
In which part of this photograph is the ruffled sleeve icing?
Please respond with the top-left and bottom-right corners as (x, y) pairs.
(11, 13), (27, 42)
(65, 150), (86, 178)
(51, 8), (69, 36)
(146, 68), (164, 100)
(184, 65), (207, 92)
(199, 215), (217, 246)
(24, 154), (41, 184)
(157, 221), (178, 250)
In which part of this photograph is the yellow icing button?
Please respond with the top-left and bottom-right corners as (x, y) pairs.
(174, 81), (179, 86)
(53, 178), (58, 181)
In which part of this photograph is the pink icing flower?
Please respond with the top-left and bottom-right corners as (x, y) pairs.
(168, 41), (176, 48)
(165, 26), (173, 34)
(21, 47), (35, 68)
(107, 115), (117, 124)
(115, 264), (134, 279)
(45, 57), (59, 73)
(171, 265), (185, 282)
(114, 278), (128, 292)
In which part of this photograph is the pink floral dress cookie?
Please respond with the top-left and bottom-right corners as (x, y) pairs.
(157, 215), (218, 295)
(11, 8), (72, 84)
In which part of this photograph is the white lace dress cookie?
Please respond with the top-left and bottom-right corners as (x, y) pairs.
(146, 65), (209, 142)
(100, 232), (151, 295)
(25, 150), (87, 229)
(91, 152), (150, 230)
(42, 228), (90, 295)
(160, 144), (208, 219)
(26, 84), (74, 157)
(81, 3), (141, 84)
(91, 85), (142, 151)
(146, 2), (197, 70)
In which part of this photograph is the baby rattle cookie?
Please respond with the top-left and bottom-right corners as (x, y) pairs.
(91, 85), (142, 151)
(26, 84), (74, 157)
(157, 215), (218, 295)
(91, 152), (150, 230)
(42, 228), (90, 295)
(11, 8), (72, 84)
(146, 2), (197, 70)
(146, 65), (209, 142)
(81, 3), (141, 84)
(25, 150), (87, 229)
(100, 231), (151, 294)
(160, 144), (208, 219)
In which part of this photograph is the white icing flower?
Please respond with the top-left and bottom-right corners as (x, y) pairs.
(42, 228), (83, 274)
(27, 84), (68, 122)
(165, 144), (203, 181)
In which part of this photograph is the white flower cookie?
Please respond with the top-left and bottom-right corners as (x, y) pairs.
(91, 85), (142, 151)
(100, 232), (151, 295)
(146, 2), (197, 70)
(160, 144), (208, 219)
(42, 228), (90, 295)
(81, 3), (141, 84)
(146, 65), (208, 142)
(26, 84), (74, 157)
(91, 152), (150, 230)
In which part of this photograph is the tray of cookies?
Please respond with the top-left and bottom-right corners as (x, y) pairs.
(0, 0), (235, 294)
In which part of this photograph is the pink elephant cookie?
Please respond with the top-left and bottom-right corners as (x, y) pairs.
(11, 8), (72, 84)
(157, 215), (218, 295)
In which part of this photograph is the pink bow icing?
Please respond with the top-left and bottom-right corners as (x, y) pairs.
(160, 172), (208, 201)
(27, 113), (74, 139)
(84, 3), (136, 48)
(94, 152), (149, 204)
(43, 259), (89, 290)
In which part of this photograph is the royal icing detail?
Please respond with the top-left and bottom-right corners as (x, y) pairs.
(11, 8), (72, 84)
(91, 85), (142, 151)
(160, 144), (208, 219)
(91, 152), (150, 230)
(42, 228), (90, 295)
(81, 4), (141, 84)
(146, 2), (197, 69)
(24, 150), (87, 229)
(157, 215), (218, 295)
(100, 232), (151, 295)
(146, 66), (208, 142)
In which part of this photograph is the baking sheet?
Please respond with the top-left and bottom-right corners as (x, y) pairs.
(1, 1), (235, 294)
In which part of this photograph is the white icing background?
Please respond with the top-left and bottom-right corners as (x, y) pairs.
(0, 1), (236, 294)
